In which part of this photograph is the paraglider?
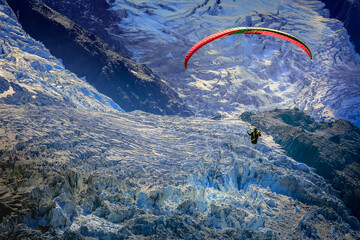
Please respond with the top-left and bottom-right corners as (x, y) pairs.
(247, 127), (261, 144)
(184, 27), (312, 69)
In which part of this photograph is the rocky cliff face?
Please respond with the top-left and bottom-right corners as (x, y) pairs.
(42, 0), (129, 56)
(241, 109), (360, 221)
(0, 0), (122, 112)
(7, 0), (192, 116)
(320, 0), (360, 54)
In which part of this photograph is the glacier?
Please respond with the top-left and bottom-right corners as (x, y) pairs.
(101, 0), (360, 127)
(0, 0), (360, 239)
(1, 105), (359, 239)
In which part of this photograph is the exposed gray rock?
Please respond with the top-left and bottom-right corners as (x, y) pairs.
(0, 223), (59, 240)
(241, 108), (360, 222)
(0, 76), (68, 107)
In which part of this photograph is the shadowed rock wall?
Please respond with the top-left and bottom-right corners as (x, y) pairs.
(241, 109), (360, 221)
(320, 0), (360, 54)
(7, 0), (192, 116)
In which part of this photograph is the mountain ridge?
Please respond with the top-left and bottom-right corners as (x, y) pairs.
(1, 0), (360, 239)
(40, 0), (360, 126)
(7, 0), (192, 116)
(94, 0), (360, 126)
(320, 0), (360, 54)
(0, 0), (123, 112)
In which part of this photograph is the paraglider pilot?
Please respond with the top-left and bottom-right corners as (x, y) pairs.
(247, 127), (261, 144)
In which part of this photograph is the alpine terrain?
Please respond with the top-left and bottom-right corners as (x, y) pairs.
(0, 0), (360, 239)
(42, 0), (360, 127)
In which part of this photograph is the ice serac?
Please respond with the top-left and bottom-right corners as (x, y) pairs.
(7, 0), (192, 116)
(1, 0), (360, 239)
(241, 109), (360, 221)
(1, 105), (360, 239)
(320, 0), (360, 54)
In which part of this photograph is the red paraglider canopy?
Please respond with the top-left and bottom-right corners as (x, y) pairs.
(184, 27), (312, 69)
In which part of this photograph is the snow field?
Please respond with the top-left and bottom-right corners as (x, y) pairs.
(108, 0), (360, 127)
(1, 105), (357, 238)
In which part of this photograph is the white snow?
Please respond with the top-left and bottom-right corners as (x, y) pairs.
(107, 0), (360, 127)
(0, 0), (359, 239)
(0, 85), (14, 98)
(1, 105), (358, 239)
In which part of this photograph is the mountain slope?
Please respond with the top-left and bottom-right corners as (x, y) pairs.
(0, 0), (122, 112)
(320, 0), (360, 54)
(48, 0), (360, 126)
(241, 109), (360, 221)
(0, 0), (360, 239)
(42, 0), (130, 56)
(7, 0), (192, 116)
(1, 105), (359, 239)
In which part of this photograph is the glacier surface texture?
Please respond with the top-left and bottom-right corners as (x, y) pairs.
(0, 0), (360, 239)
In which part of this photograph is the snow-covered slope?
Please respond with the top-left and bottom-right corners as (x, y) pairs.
(7, 0), (192, 116)
(1, 105), (359, 239)
(103, 0), (360, 126)
(0, 0), (123, 112)
(0, 0), (360, 239)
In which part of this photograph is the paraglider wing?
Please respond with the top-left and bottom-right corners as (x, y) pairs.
(184, 27), (312, 69)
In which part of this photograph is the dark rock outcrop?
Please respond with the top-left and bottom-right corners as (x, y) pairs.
(41, 0), (130, 56)
(0, 76), (69, 107)
(7, 0), (192, 116)
(320, 0), (360, 54)
(241, 109), (360, 221)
